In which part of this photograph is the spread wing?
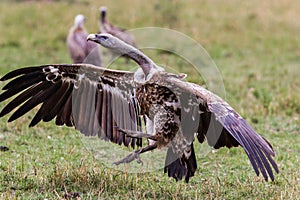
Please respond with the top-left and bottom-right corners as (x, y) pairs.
(164, 74), (279, 181)
(0, 64), (142, 148)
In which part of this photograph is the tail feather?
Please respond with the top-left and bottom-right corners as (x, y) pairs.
(164, 143), (197, 183)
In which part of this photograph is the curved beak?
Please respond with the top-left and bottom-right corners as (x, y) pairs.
(87, 34), (97, 42)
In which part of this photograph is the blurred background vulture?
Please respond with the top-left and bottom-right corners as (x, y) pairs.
(67, 14), (102, 66)
(99, 6), (137, 62)
(0, 33), (279, 183)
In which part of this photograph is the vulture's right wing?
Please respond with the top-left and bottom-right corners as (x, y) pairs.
(0, 64), (142, 148)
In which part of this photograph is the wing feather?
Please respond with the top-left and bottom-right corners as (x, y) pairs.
(0, 66), (43, 81)
(95, 86), (103, 138)
(56, 93), (73, 127)
(106, 87), (113, 141)
(164, 75), (279, 181)
(8, 81), (62, 122)
(207, 94), (278, 181)
(0, 73), (45, 102)
(86, 82), (97, 136)
(100, 85), (108, 140)
(0, 64), (142, 149)
(0, 81), (51, 118)
(30, 81), (72, 126)
(43, 81), (74, 123)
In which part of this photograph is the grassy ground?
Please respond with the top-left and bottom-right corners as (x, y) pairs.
(0, 0), (299, 199)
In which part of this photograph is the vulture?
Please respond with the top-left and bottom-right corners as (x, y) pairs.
(99, 6), (137, 62)
(67, 14), (102, 66)
(0, 33), (279, 183)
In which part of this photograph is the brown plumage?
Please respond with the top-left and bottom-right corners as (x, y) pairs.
(0, 33), (279, 183)
(67, 14), (102, 66)
(0, 64), (141, 148)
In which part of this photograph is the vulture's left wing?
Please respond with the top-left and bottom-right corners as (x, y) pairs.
(0, 64), (142, 148)
(163, 74), (279, 181)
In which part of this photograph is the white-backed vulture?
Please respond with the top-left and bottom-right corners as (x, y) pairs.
(0, 33), (278, 183)
(67, 14), (102, 66)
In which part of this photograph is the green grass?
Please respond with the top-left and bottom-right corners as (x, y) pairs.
(0, 0), (299, 199)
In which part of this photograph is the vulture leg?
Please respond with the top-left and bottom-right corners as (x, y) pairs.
(116, 127), (157, 140)
(113, 143), (157, 165)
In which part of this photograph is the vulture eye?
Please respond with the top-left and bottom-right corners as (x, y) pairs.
(100, 35), (109, 40)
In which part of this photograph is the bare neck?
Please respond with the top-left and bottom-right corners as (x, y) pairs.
(107, 38), (158, 76)
(101, 11), (107, 24)
(125, 49), (156, 76)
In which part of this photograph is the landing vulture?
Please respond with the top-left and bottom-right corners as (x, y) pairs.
(0, 33), (278, 183)
(67, 14), (102, 66)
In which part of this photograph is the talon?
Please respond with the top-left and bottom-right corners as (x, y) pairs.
(112, 144), (157, 167)
(136, 155), (143, 166)
(112, 151), (143, 165)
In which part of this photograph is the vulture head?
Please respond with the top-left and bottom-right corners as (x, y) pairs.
(99, 6), (107, 13)
(74, 14), (86, 29)
(99, 6), (107, 14)
(87, 33), (118, 49)
(87, 33), (164, 82)
(99, 6), (107, 21)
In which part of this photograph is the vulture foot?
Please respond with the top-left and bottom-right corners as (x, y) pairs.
(112, 144), (158, 166)
(116, 127), (156, 140)
(113, 150), (143, 165)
